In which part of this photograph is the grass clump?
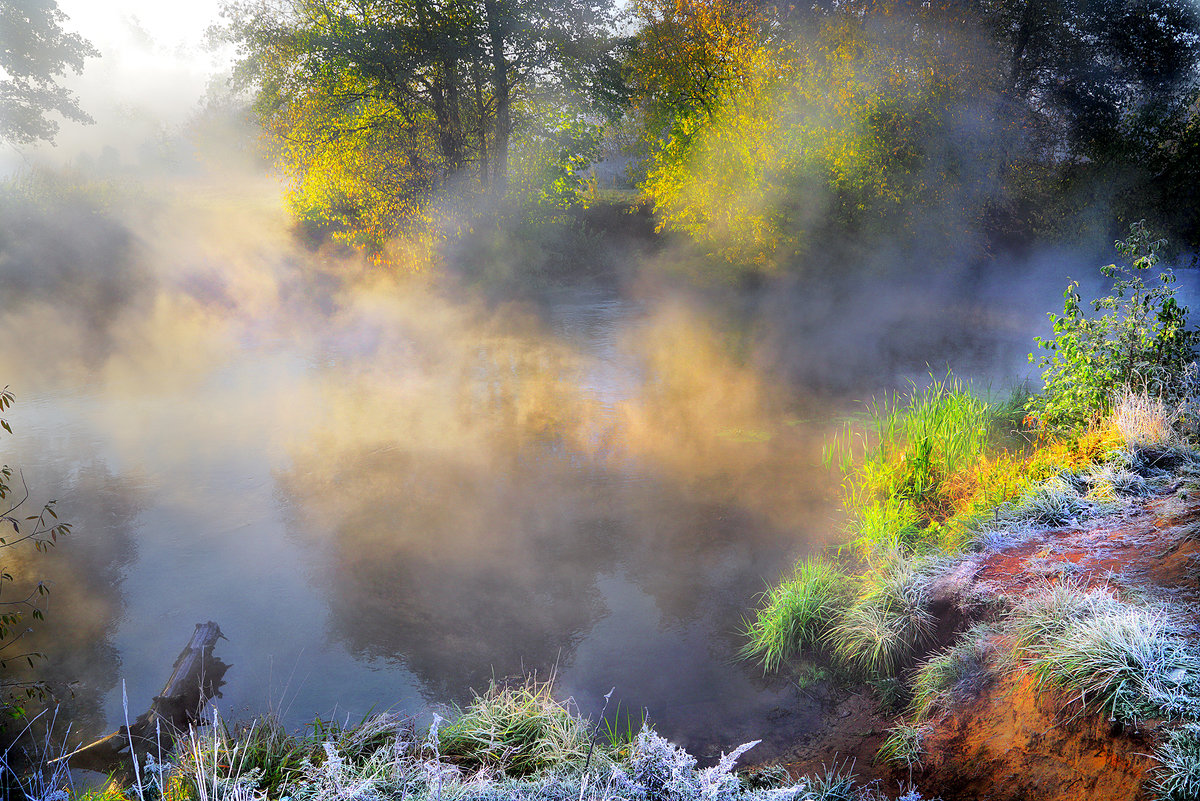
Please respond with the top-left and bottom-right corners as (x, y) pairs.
(741, 558), (850, 671)
(1027, 607), (1200, 723)
(909, 625), (995, 720)
(1151, 722), (1200, 801)
(437, 678), (592, 776)
(1010, 582), (1200, 724)
(876, 722), (931, 772)
(1113, 388), (1182, 449)
(828, 555), (936, 677)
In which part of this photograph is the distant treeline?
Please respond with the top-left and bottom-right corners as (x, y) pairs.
(217, 0), (1200, 271)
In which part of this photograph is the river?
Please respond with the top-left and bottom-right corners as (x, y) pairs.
(0, 170), (1080, 761)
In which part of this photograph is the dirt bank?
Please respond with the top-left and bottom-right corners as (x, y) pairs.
(768, 484), (1200, 800)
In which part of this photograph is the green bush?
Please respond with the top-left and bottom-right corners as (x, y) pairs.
(1028, 221), (1198, 430)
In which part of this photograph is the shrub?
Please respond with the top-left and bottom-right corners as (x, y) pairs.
(741, 558), (851, 671)
(1028, 221), (1199, 430)
(0, 387), (72, 712)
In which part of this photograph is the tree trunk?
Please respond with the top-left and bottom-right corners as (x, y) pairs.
(471, 50), (489, 188)
(484, 0), (510, 192)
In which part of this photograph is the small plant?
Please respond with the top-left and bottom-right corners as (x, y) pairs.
(0, 387), (72, 712)
(876, 722), (930, 772)
(1028, 221), (1199, 430)
(741, 558), (850, 671)
(1151, 722), (1200, 801)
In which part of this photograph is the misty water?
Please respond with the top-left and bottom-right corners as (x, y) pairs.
(0, 172), (1081, 759)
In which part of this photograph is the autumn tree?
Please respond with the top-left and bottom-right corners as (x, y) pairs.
(219, 0), (624, 253)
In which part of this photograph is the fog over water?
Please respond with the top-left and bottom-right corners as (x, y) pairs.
(0, 140), (1144, 759)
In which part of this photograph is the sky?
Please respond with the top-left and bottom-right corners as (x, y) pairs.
(3, 0), (234, 170)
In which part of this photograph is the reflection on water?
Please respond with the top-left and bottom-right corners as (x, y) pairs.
(0, 175), (844, 760)
(0, 172), (1059, 761)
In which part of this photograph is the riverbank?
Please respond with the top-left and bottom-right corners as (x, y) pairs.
(761, 444), (1200, 800)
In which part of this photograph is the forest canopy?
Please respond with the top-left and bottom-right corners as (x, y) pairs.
(216, 0), (1200, 272)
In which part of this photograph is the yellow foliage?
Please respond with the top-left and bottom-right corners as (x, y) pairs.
(633, 2), (1004, 274)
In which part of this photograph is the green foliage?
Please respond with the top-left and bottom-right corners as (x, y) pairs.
(741, 558), (851, 672)
(1028, 222), (1199, 430)
(436, 678), (593, 776)
(219, 0), (624, 258)
(0, 388), (71, 712)
(0, 0), (97, 145)
(828, 555), (935, 677)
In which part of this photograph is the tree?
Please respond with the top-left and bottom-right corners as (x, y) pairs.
(0, 0), (97, 145)
(630, 0), (991, 273)
(218, 0), (624, 250)
(0, 387), (71, 710)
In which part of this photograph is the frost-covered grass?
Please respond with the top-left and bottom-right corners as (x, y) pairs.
(1000, 476), (1094, 527)
(908, 626), (995, 721)
(57, 706), (937, 801)
(828, 556), (936, 678)
(875, 722), (930, 772)
(1015, 595), (1200, 724)
(1151, 722), (1200, 801)
(437, 679), (593, 776)
(1113, 389), (1181, 450)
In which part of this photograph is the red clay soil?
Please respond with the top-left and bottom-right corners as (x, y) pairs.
(774, 489), (1200, 800)
(914, 672), (1160, 801)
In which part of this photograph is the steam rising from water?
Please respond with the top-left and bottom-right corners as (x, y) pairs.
(0, 110), (1105, 758)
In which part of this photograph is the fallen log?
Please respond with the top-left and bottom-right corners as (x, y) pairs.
(55, 621), (230, 768)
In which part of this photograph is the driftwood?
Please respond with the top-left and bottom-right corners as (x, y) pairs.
(55, 621), (230, 769)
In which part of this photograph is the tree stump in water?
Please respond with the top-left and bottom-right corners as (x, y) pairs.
(57, 621), (230, 769)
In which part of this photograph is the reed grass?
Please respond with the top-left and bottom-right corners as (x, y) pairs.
(741, 558), (850, 672)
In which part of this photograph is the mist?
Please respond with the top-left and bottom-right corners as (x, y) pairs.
(2, 0), (1192, 767)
